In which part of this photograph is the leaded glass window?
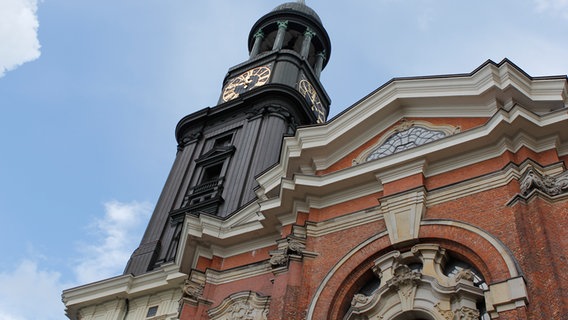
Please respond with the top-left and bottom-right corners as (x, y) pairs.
(366, 126), (447, 161)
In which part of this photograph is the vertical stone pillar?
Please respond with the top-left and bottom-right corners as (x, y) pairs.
(272, 20), (288, 50)
(249, 29), (264, 58)
(300, 28), (316, 58)
(314, 51), (326, 77)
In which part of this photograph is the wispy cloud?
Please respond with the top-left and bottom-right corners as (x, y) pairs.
(0, 0), (41, 77)
(73, 200), (152, 284)
(0, 200), (151, 320)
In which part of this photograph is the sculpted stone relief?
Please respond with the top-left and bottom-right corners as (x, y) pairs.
(345, 244), (485, 320)
(520, 166), (568, 196)
(269, 237), (307, 268)
(208, 291), (270, 320)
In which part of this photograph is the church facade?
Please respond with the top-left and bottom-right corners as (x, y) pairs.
(63, 2), (568, 320)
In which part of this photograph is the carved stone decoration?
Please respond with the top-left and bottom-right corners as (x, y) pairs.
(345, 245), (488, 320)
(434, 303), (454, 320)
(182, 279), (204, 300)
(455, 306), (480, 320)
(287, 238), (306, 255)
(208, 291), (270, 320)
(453, 268), (475, 283)
(269, 237), (308, 268)
(520, 167), (568, 196)
(387, 265), (421, 311)
(269, 250), (288, 267)
(350, 293), (371, 307)
(228, 301), (255, 320)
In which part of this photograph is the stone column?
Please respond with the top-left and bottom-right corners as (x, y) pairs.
(249, 29), (264, 58)
(272, 20), (288, 50)
(300, 27), (316, 58)
(314, 50), (326, 77)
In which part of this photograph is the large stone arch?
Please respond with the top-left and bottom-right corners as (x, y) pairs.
(306, 220), (528, 320)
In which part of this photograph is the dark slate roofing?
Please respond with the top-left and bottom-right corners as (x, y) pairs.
(272, 2), (322, 24)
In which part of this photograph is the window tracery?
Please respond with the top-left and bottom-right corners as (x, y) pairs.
(353, 120), (460, 165)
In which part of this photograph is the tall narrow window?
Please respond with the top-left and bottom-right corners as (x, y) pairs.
(181, 133), (236, 215)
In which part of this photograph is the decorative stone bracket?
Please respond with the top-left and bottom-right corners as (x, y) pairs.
(520, 166), (568, 196)
(181, 271), (207, 306)
(268, 237), (307, 268)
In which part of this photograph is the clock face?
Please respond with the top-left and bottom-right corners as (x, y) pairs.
(298, 79), (326, 123)
(222, 66), (271, 102)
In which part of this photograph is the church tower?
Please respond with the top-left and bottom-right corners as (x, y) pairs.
(124, 1), (331, 277)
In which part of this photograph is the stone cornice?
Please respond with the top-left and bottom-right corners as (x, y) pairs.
(205, 262), (272, 286)
(62, 263), (186, 318)
(257, 104), (567, 209)
(271, 60), (567, 175)
(306, 205), (383, 238)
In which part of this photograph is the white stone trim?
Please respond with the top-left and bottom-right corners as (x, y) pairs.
(205, 262), (272, 285)
(306, 230), (389, 319)
(484, 277), (529, 318)
(427, 160), (565, 206)
(282, 60), (568, 173)
(208, 234), (280, 258)
(420, 220), (520, 278)
(375, 159), (427, 185)
(184, 202), (265, 240)
(306, 206), (383, 238)
(381, 189), (427, 244)
(62, 263), (186, 320)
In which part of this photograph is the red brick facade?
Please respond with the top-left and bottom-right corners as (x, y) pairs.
(179, 108), (568, 319)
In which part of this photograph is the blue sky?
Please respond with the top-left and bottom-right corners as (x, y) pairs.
(1, 1), (567, 319)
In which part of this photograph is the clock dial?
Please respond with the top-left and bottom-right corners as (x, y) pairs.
(222, 66), (271, 102)
(298, 79), (326, 123)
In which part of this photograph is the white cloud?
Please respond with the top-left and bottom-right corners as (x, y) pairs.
(0, 0), (41, 77)
(73, 200), (152, 284)
(0, 200), (152, 320)
(0, 260), (68, 320)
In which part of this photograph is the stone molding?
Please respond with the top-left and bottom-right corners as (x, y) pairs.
(207, 291), (270, 320)
(484, 276), (529, 318)
(204, 262), (272, 286)
(306, 205), (383, 238)
(263, 59), (568, 178)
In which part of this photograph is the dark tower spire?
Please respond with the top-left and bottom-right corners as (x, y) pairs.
(124, 2), (331, 276)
